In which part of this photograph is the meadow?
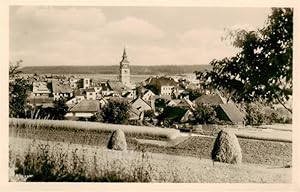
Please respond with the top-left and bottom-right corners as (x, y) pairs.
(9, 118), (292, 182)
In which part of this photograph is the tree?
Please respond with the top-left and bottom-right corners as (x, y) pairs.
(52, 98), (69, 120)
(9, 60), (23, 79)
(9, 61), (31, 118)
(184, 88), (203, 101)
(195, 8), (293, 113)
(99, 99), (131, 124)
(192, 103), (218, 124)
(9, 78), (31, 118)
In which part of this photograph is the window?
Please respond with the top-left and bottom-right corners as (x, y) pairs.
(89, 93), (93, 95)
(86, 80), (89, 84)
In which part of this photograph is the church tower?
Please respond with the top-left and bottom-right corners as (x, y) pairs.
(119, 47), (131, 86)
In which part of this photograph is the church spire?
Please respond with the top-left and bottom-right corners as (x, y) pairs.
(122, 47), (127, 59)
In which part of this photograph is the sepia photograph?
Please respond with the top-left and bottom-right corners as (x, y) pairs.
(5, 1), (296, 188)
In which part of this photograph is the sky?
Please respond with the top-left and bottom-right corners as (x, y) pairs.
(9, 6), (271, 66)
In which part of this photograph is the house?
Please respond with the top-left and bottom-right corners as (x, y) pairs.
(129, 107), (144, 125)
(107, 80), (130, 93)
(122, 91), (135, 99)
(173, 84), (186, 98)
(167, 99), (181, 107)
(32, 82), (51, 97)
(65, 100), (100, 120)
(91, 80), (105, 93)
(147, 76), (178, 97)
(160, 106), (194, 124)
(142, 89), (156, 101)
(100, 82), (113, 96)
(69, 76), (79, 89)
(66, 94), (85, 108)
(52, 80), (73, 100)
(215, 103), (245, 125)
(83, 78), (91, 89)
(106, 80), (136, 98)
(129, 107), (144, 120)
(180, 109), (194, 123)
(86, 88), (96, 100)
(131, 97), (152, 112)
(27, 97), (54, 108)
(193, 94), (225, 106)
(177, 98), (194, 109)
(99, 97), (109, 109)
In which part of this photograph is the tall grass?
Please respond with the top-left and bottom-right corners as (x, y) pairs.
(10, 118), (180, 141)
(10, 138), (181, 182)
(9, 137), (291, 183)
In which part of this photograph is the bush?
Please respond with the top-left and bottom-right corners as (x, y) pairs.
(211, 130), (242, 164)
(244, 103), (292, 125)
(244, 103), (268, 126)
(192, 103), (218, 124)
(107, 129), (127, 151)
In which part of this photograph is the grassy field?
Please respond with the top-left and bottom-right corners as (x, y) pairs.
(9, 137), (291, 183)
(10, 118), (292, 167)
(10, 118), (180, 142)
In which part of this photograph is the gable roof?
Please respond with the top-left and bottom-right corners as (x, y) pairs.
(132, 97), (152, 110)
(177, 98), (194, 108)
(218, 103), (244, 123)
(167, 99), (181, 106)
(70, 100), (100, 112)
(129, 107), (142, 120)
(107, 81), (130, 92)
(148, 76), (177, 87)
(74, 89), (85, 96)
(162, 106), (190, 122)
(86, 88), (95, 92)
(52, 80), (73, 94)
(143, 89), (155, 96)
(122, 91), (132, 97)
(32, 82), (51, 94)
(194, 94), (224, 106)
(157, 76), (177, 86)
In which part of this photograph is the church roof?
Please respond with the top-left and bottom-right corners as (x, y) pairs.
(120, 47), (130, 64)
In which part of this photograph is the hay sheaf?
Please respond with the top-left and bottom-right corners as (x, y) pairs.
(107, 129), (127, 151)
(211, 130), (242, 164)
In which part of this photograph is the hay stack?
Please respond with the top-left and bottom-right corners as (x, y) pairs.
(211, 129), (242, 164)
(107, 129), (127, 151)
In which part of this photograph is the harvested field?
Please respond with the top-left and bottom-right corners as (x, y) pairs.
(129, 136), (292, 166)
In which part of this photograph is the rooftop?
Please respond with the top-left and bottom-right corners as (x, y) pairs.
(52, 80), (73, 93)
(194, 94), (224, 106)
(70, 100), (100, 113)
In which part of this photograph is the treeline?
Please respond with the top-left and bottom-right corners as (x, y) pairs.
(20, 65), (212, 75)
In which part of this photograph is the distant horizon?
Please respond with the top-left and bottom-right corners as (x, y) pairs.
(19, 64), (211, 75)
(21, 64), (210, 68)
